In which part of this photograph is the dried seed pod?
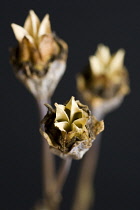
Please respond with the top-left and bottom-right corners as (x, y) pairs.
(77, 44), (130, 114)
(10, 10), (68, 101)
(40, 96), (104, 160)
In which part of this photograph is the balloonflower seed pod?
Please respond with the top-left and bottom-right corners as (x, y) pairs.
(40, 96), (104, 160)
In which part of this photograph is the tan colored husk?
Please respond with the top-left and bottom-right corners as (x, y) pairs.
(10, 10), (68, 101)
(40, 97), (104, 160)
(11, 11), (62, 71)
(77, 44), (130, 113)
(11, 34), (68, 101)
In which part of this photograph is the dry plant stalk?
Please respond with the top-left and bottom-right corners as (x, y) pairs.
(10, 10), (69, 210)
(40, 96), (104, 209)
(73, 44), (130, 210)
(10, 10), (130, 210)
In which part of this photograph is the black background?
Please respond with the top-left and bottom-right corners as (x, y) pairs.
(1, 0), (140, 210)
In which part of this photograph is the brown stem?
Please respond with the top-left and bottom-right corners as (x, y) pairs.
(37, 99), (72, 210)
(56, 158), (72, 194)
(72, 110), (103, 210)
(37, 99), (56, 207)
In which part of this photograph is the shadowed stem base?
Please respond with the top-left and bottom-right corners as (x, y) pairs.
(36, 99), (72, 210)
(72, 110), (103, 210)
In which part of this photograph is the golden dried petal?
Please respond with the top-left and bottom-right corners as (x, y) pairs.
(89, 55), (103, 75)
(71, 123), (82, 132)
(109, 49), (125, 72)
(55, 103), (69, 122)
(29, 47), (46, 70)
(73, 118), (87, 129)
(29, 10), (40, 38)
(65, 96), (82, 122)
(38, 14), (51, 37)
(24, 14), (33, 36)
(54, 121), (69, 131)
(96, 44), (110, 65)
(19, 37), (31, 62)
(92, 116), (104, 136)
(71, 123), (88, 138)
(38, 35), (57, 62)
(11, 23), (34, 43)
(54, 98), (88, 133)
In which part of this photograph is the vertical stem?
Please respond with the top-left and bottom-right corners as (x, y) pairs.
(56, 158), (72, 194)
(72, 110), (104, 210)
(37, 99), (72, 210)
(37, 99), (56, 204)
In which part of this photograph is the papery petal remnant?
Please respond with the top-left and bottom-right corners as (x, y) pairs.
(10, 10), (68, 101)
(77, 44), (130, 112)
(40, 96), (104, 160)
(11, 10), (67, 70)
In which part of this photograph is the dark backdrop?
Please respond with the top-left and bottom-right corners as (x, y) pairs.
(1, 0), (140, 210)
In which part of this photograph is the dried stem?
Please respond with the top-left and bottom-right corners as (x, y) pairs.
(37, 99), (72, 210)
(56, 158), (72, 194)
(72, 110), (103, 210)
(37, 99), (56, 208)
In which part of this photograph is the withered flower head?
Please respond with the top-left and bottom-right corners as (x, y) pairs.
(40, 96), (104, 159)
(10, 10), (68, 100)
(77, 44), (130, 112)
